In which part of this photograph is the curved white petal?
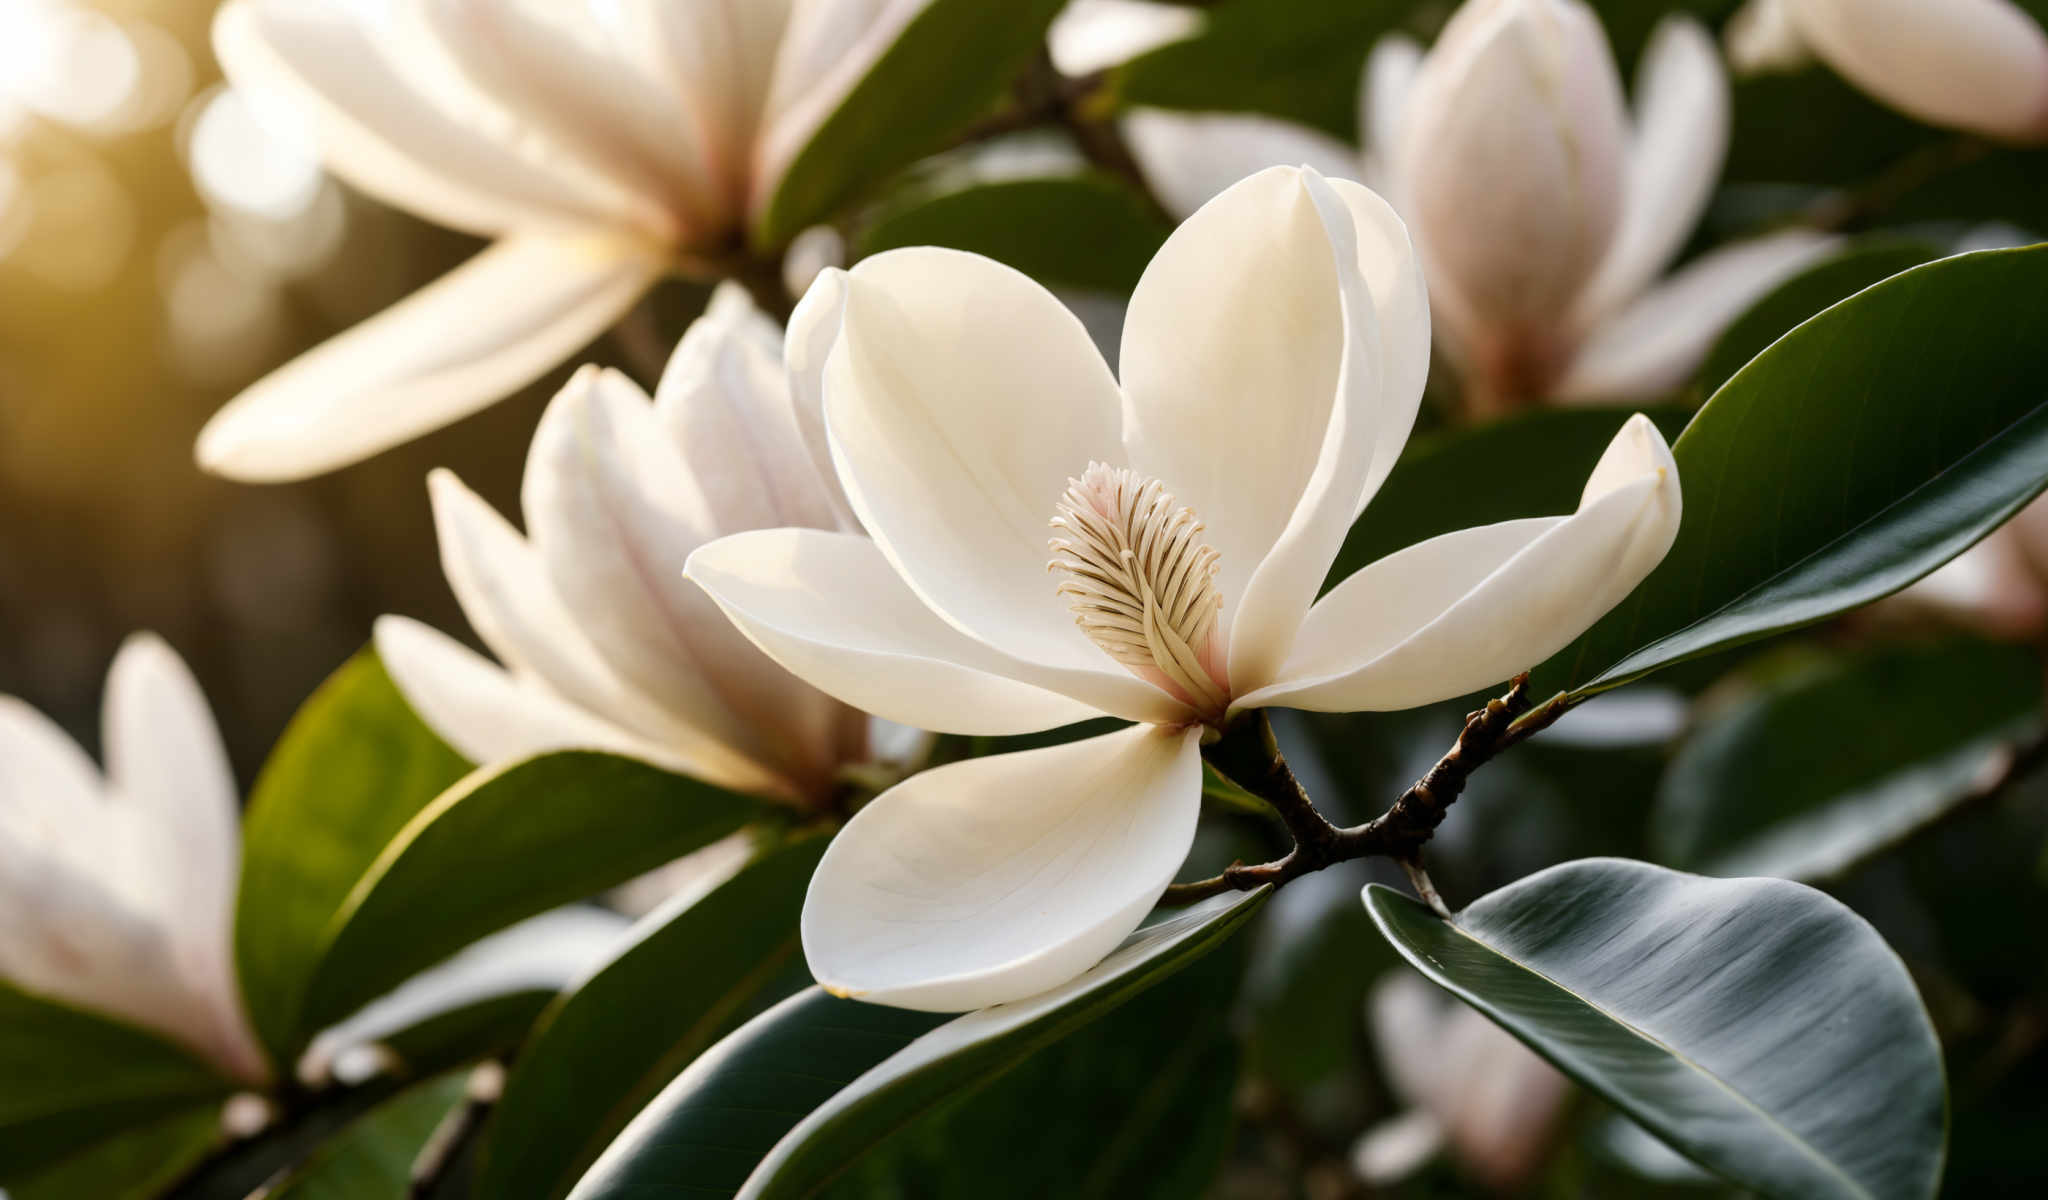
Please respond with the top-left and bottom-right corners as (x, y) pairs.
(1049, 0), (1203, 75)
(655, 283), (844, 535)
(783, 268), (859, 528)
(1244, 415), (1680, 713)
(214, 0), (657, 238)
(686, 529), (1108, 735)
(1787, 0), (2048, 142)
(1121, 168), (1429, 693)
(1573, 17), (1730, 326)
(1555, 230), (1838, 404)
(197, 235), (660, 482)
(523, 368), (846, 794)
(823, 247), (1172, 719)
(1360, 35), (1424, 171)
(1121, 107), (1362, 221)
(802, 724), (1203, 1011)
(0, 695), (103, 816)
(1725, 0), (1813, 74)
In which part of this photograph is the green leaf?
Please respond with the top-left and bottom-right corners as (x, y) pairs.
(294, 751), (765, 1041)
(754, 0), (1066, 245)
(1365, 858), (1946, 1200)
(268, 1073), (469, 1200)
(0, 984), (232, 1178)
(236, 650), (472, 1062)
(1655, 639), (2042, 880)
(7, 1106), (219, 1200)
(857, 169), (1168, 294)
(1696, 238), (1941, 397)
(570, 889), (1266, 1200)
(1331, 406), (1692, 592)
(1541, 246), (2048, 698)
(477, 833), (828, 1200)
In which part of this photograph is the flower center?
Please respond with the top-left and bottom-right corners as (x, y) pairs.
(1048, 463), (1230, 718)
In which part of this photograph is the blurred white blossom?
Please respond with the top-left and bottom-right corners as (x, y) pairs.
(684, 167), (1681, 1012)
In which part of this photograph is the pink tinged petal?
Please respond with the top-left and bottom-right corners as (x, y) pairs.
(801, 724), (1203, 1011)
(655, 283), (844, 535)
(1396, 0), (1628, 348)
(1788, 0), (2048, 143)
(1048, 0), (1205, 76)
(1120, 108), (1362, 221)
(213, 0), (658, 239)
(1573, 17), (1730, 327)
(752, 0), (929, 217)
(685, 529), (1107, 736)
(1554, 229), (1839, 404)
(822, 248), (1181, 721)
(196, 235), (661, 482)
(782, 268), (860, 529)
(1243, 414), (1680, 713)
(523, 368), (849, 795)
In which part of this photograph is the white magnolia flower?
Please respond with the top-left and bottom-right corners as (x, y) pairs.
(1114, 0), (1837, 410)
(684, 166), (1682, 1011)
(0, 635), (270, 1085)
(200, 0), (937, 482)
(376, 284), (884, 806)
(1727, 0), (2048, 143)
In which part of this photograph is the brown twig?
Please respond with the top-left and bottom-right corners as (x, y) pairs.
(1162, 676), (1565, 906)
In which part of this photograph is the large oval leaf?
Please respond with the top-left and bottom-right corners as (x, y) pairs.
(857, 170), (1168, 294)
(755, 0), (1065, 244)
(1365, 858), (1946, 1200)
(1655, 639), (2042, 880)
(236, 650), (471, 1061)
(6, 1106), (219, 1200)
(1542, 245), (2048, 698)
(571, 889), (1266, 1199)
(293, 751), (763, 1041)
(476, 833), (827, 1200)
(0, 984), (231, 1178)
(268, 1072), (468, 1200)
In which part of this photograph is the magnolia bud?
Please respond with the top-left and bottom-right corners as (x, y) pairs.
(1776, 0), (2048, 143)
(1394, 0), (1628, 392)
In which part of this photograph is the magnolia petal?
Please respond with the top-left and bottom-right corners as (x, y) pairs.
(783, 268), (860, 528)
(214, 0), (650, 238)
(1788, 0), (2048, 142)
(687, 529), (1110, 735)
(802, 724), (1203, 1011)
(197, 235), (660, 482)
(1725, 0), (1813, 74)
(823, 247), (1168, 704)
(1360, 35), (1424, 172)
(1555, 230), (1838, 403)
(655, 283), (844, 535)
(1120, 108), (1362, 221)
(1573, 17), (1729, 326)
(1243, 415), (1680, 713)
(1048, 0), (1205, 75)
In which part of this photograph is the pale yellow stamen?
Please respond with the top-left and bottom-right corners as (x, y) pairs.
(1048, 463), (1229, 718)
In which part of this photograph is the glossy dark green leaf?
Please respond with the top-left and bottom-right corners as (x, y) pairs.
(1541, 246), (2048, 698)
(477, 833), (827, 1200)
(1331, 407), (1691, 592)
(6, 1106), (218, 1200)
(268, 1073), (468, 1200)
(1365, 858), (1946, 1200)
(1695, 238), (1941, 397)
(0, 984), (232, 1177)
(236, 650), (471, 1061)
(294, 751), (764, 1040)
(754, 0), (1065, 244)
(857, 169), (1168, 294)
(571, 889), (1265, 1200)
(1655, 639), (2042, 880)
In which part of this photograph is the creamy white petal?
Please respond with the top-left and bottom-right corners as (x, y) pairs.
(214, 0), (656, 238)
(802, 724), (1203, 1011)
(1787, 0), (2048, 142)
(782, 268), (859, 528)
(0, 696), (103, 817)
(1048, 0), (1204, 76)
(523, 368), (846, 793)
(1360, 35), (1423, 170)
(823, 247), (1178, 721)
(1555, 230), (1838, 404)
(655, 283), (843, 534)
(197, 235), (660, 482)
(686, 529), (1108, 735)
(1573, 17), (1729, 326)
(1725, 0), (1813, 74)
(1121, 108), (1362, 221)
(1243, 415), (1680, 712)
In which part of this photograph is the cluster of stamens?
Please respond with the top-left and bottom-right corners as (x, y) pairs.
(1048, 462), (1229, 718)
